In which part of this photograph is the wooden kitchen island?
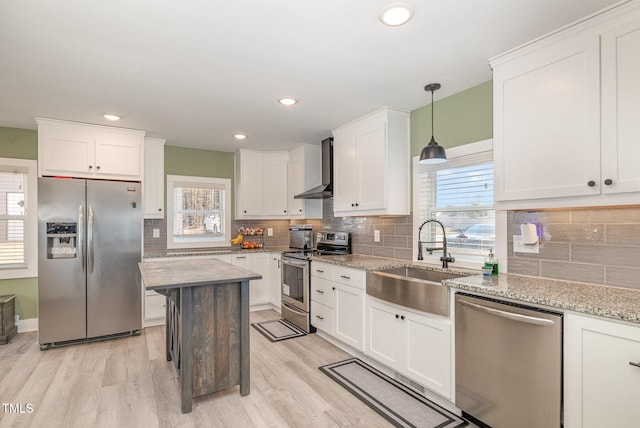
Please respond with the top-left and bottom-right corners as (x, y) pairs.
(138, 258), (261, 413)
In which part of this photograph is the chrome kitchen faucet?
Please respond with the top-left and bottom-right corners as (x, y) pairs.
(417, 219), (455, 268)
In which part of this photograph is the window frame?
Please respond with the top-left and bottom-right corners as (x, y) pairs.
(0, 157), (37, 279)
(166, 174), (232, 249)
(412, 139), (495, 270)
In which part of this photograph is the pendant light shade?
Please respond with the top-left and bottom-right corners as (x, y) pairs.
(419, 83), (447, 164)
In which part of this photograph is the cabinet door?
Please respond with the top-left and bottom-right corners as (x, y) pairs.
(355, 118), (386, 211)
(332, 129), (359, 213)
(334, 284), (365, 351)
(248, 253), (270, 306)
(366, 298), (403, 371)
(601, 16), (640, 195)
(94, 132), (142, 178)
(404, 312), (452, 398)
(268, 254), (282, 308)
(493, 35), (601, 202)
(287, 154), (306, 217)
(262, 155), (289, 216)
(237, 154), (263, 217)
(565, 314), (640, 428)
(40, 126), (94, 176)
(143, 138), (165, 219)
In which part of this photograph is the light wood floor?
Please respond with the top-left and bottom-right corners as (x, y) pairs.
(0, 310), (393, 428)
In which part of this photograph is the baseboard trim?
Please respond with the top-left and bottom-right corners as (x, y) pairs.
(17, 317), (38, 333)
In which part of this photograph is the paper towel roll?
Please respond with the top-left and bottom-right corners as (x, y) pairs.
(521, 223), (538, 244)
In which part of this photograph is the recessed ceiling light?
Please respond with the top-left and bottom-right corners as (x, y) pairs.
(278, 97), (298, 106)
(103, 114), (121, 121)
(234, 134), (247, 140)
(379, 3), (414, 26)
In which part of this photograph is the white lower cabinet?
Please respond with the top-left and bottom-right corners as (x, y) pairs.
(310, 262), (366, 351)
(564, 313), (640, 428)
(366, 296), (452, 399)
(268, 253), (281, 309)
(231, 253), (270, 307)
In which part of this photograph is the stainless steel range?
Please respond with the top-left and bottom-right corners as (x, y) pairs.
(281, 226), (351, 333)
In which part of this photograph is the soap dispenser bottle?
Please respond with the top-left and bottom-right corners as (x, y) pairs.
(484, 248), (499, 275)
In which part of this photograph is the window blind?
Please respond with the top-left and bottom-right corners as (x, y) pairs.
(0, 172), (26, 267)
(417, 150), (494, 256)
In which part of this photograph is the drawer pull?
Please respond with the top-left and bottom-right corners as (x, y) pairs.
(316, 290), (324, 294)
(630, 361), (640, 368)
(315, 315), (324, 320)
(316, 269), (324, 273)
(340, 275), (350, 279)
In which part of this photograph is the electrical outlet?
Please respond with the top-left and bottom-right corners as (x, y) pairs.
(374, 230), (381, 242)
(513, 235), (539, 254)
(267, 228), (273, 237)
(152, 228), (160, 238)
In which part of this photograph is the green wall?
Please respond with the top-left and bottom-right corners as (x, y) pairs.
(410, 80), (492, 156)
(0, 127), (39, 319)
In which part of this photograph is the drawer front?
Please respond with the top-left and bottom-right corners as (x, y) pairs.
(311, 301), (335, 335)
(311, 277), (335, 308)
(334, 266), (365, 289)
(311, 262), (334, 280)
(145, 294), (167, 320)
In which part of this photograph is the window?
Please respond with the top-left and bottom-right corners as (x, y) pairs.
(166, 175), (231, 249)
(413, 140), (494, 266)
(0, 158), (37, 279)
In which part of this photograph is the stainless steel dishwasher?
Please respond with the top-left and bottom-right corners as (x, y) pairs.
(455, 293), (562, 428)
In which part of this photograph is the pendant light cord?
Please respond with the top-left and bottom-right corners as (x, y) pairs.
(431, 89), (434, 139)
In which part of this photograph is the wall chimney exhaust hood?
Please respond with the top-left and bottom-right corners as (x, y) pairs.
(294, 137), (333, 199)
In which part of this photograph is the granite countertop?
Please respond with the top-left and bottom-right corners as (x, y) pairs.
(444, 274), (640, 324)
(139, 258), (262, 291)
(141, 251), (640, 325)
(308, 254), (479, 276)
(311, 254), (640, 325)
(144, 246), (285, 259)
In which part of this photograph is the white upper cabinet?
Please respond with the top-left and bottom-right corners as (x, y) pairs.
(332, 107), (410, 217)
(287, 145), (322, 219)
(235, 149), (288, 219)
(37, 117), (145, 180)
(491, 3), (640, 209)
(235, 146), (323, 220)
(143, 137), (165, 219)
(600, 15), (640, 196)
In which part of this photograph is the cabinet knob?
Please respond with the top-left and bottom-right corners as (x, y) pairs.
(96, 166), (101, 170)
(587, 180), (596, 187)
(284, 210), (287, 213)
(351, 203), (355, 207)
(604, 179), (613, 186)
(400, 315), (405, 320)
(355, 203), (359, 207)
(299, 209), (302, 212)
(332, 287), (335, 291)
(244, 210), (247, 213)
(158, 208), (162, 212)
(88, 165), (93, 169)
(395, 314), (399, 319)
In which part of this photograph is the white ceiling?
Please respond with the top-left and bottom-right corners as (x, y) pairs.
(0, 0), (623, 152)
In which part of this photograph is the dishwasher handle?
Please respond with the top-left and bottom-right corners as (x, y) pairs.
(459, 299), (555, 326)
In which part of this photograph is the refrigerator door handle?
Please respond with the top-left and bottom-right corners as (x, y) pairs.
(88, 205), (94, 274)
(78, 205), (84, 273)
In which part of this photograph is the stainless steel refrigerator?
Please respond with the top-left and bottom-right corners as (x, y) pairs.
(38, 177), (142, 348)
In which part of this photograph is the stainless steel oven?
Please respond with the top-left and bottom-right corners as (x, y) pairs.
(281, 256), (312, 332)
(281, 226), (351, 333)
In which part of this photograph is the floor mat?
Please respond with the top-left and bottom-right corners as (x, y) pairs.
(320, 358), (467, 428)
(251, 319), (306, 342)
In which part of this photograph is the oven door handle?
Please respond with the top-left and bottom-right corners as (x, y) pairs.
(282, 258), (309, 268)
(282, 301), (308, 316)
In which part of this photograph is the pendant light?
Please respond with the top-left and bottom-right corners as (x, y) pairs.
(419, 83), (447, 164)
